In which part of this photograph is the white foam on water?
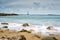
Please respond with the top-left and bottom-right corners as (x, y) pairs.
(0, 22), (60, 36)
(8, 23), (23, 31)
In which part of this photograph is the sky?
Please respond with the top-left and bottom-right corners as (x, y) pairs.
(0, 0), (60, 14)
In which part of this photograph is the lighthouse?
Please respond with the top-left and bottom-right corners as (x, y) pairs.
(27, 11), (29, 15)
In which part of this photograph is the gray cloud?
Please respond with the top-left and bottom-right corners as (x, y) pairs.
(0, 0), (60, 14)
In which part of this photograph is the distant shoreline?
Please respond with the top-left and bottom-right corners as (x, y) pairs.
(0, 13), (18, 16)
(0, 13), (60, 16)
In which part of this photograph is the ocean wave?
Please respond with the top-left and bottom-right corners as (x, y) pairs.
(0, 22), (60, 36)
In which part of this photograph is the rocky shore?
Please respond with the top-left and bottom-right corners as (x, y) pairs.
(0, 28), (59, 40)
(0, 23), (60, 40)
(0, 29), (40, 40)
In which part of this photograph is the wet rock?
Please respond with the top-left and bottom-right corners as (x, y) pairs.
(42, 37), (57, 40)
(1, 23), (8, 25)
(11, 36), (17, 40)
(3, 26), (8, 28)
(22, 23), (29, 27)
(34, 35), (40, 38)
(7, 37), (11, 40)
(20, 29), (31, 33)
(19, 35), (26, 40)
(47, 26), (53, 30)
(2, 37), (5, 38)
(0, 30), (3, 32)
(1, 36), (5, 40)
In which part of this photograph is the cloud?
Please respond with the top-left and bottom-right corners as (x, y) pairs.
(0, 0), (60, 14)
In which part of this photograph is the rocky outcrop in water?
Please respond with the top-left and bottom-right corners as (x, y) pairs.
(22, 23), (29, 27)
(0, 13), (18, 16)
(47, 26), (54, 30)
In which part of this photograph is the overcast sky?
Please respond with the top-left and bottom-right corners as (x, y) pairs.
(0, 0), (60, 14)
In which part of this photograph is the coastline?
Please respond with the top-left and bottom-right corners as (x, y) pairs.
(0, 28), (60, 40)
(0, 22), (60, 40)
(0, 22), (60, 34)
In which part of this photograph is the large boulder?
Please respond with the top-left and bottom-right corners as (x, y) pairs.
(22, 23), (29, 27)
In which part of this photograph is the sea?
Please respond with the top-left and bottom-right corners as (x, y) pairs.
(0, 14), (60, 35)
(0, 14), (60, 27)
